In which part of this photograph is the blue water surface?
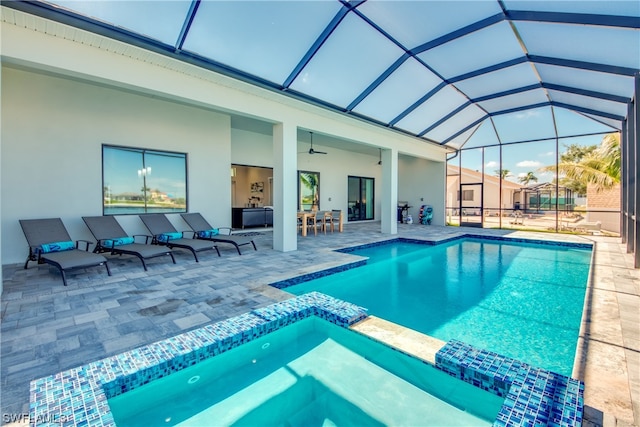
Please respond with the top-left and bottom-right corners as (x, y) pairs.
(287, 238), (592, 376)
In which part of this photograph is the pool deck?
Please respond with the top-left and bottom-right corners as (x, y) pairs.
(1, 222), (638, 426)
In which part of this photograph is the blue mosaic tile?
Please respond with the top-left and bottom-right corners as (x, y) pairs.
(269, 260), (367, 289)
(435, 340), (584, 427)
(463, 234), (593, 250)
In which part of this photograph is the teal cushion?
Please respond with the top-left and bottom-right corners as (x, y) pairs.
(40, 240), (75, 253)
(157, 232), (182, 243)
(197, 229), (219, 239)
(102, 237), (135, 247)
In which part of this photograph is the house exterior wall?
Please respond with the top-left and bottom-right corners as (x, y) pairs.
(1, 67), (231, 264)
(398, 156), (446, 225)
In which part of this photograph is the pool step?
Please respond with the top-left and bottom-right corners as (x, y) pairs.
(350, 315), (446, 365)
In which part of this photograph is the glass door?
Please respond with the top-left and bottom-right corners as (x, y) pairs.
(348, 176), (374, 221)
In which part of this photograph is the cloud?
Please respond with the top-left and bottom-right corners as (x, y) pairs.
(516, 160), (541, 168)
(485, 161), (498, 168)
(518, 172), (528, 178)
(514, 110), (540, 120)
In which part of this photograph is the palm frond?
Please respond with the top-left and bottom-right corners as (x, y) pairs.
(538, 132), (620, 192)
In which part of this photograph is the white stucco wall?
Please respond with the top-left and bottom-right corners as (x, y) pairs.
(1, 67), (231, 264)
(231, 128), (274, 168)
(398, 155), (446, 225)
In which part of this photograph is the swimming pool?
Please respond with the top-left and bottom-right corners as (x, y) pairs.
(107, 316), (503, 426)
(279, 237), (592, 376)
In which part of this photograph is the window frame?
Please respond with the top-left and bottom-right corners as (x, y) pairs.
(298, 170), (320, 211)
(102, 144), (188, 215)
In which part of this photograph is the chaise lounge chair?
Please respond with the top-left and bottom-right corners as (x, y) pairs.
(82, 216), (176, 270)
(180, 213), (257, 255)
(19, 218), (111, 286)
(140, 214), (220, 261)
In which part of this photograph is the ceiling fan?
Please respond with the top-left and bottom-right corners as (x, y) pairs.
(306, 132), (327, 155)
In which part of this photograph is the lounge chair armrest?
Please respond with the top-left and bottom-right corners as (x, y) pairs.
(30, 245), (43, 257)
(75, 239), (94, 251)
(218, 227), (232, 235)
(133, 234), (153, 244)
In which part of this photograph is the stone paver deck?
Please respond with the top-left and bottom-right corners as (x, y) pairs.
(1, 223), (638, 426)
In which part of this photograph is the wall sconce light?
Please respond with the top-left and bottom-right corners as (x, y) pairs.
(231, 167), (236, 177)
(378, 148), (382, 165)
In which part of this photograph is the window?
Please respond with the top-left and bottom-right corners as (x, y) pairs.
(298, 171), (320, 211)
(102, 145), (187, 215)
(348, 176), (374, 221)
(457, 190), (474, 201)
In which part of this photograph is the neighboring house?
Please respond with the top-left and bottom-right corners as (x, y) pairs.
(149, 190), (171, 202)
(447, 165), (524, 215)
(587, 183), (621, 233)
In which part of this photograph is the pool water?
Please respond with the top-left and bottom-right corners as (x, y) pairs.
(108, 317), (503, 426)
(286, 238), (591, 376)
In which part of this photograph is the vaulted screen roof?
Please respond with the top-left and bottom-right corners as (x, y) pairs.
(8, 0), (640, 149)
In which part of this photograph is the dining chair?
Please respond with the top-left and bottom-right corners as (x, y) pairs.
(307, 210), (326, 235)
(327, 210), (341, 232)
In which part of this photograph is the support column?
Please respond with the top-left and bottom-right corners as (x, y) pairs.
(633, 73), (640, 267)
(273, 122), (298, 252)
(381, 148), (398, 235)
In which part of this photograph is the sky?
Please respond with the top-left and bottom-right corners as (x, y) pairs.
(455, 105), (616, 184)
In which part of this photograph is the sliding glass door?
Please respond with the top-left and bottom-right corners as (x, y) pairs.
(348, 176), (374, 221)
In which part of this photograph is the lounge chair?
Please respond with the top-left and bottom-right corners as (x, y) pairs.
(82, 216), (176, 270)
(180, 213), (257, 255)
(139, 214), (220, 261)
(19, 218), (111, 286)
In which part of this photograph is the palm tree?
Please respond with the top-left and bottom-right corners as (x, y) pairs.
(519, 171), (538, 186)
(299, 172), (319, 209)
(495, 169), (511, 179)
(540, 133), (620, 192)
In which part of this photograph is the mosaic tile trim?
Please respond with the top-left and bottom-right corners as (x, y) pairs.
(335, 237), (433, 254)
(463, 234), (594, 250)
(29, 293), (368, 427)
(269, 259), (367, 289)
(272, 235), (591, 291)
(336, 234), (592, 256)
(436, 340), (584, 427)
(252, 291), (368, 328)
